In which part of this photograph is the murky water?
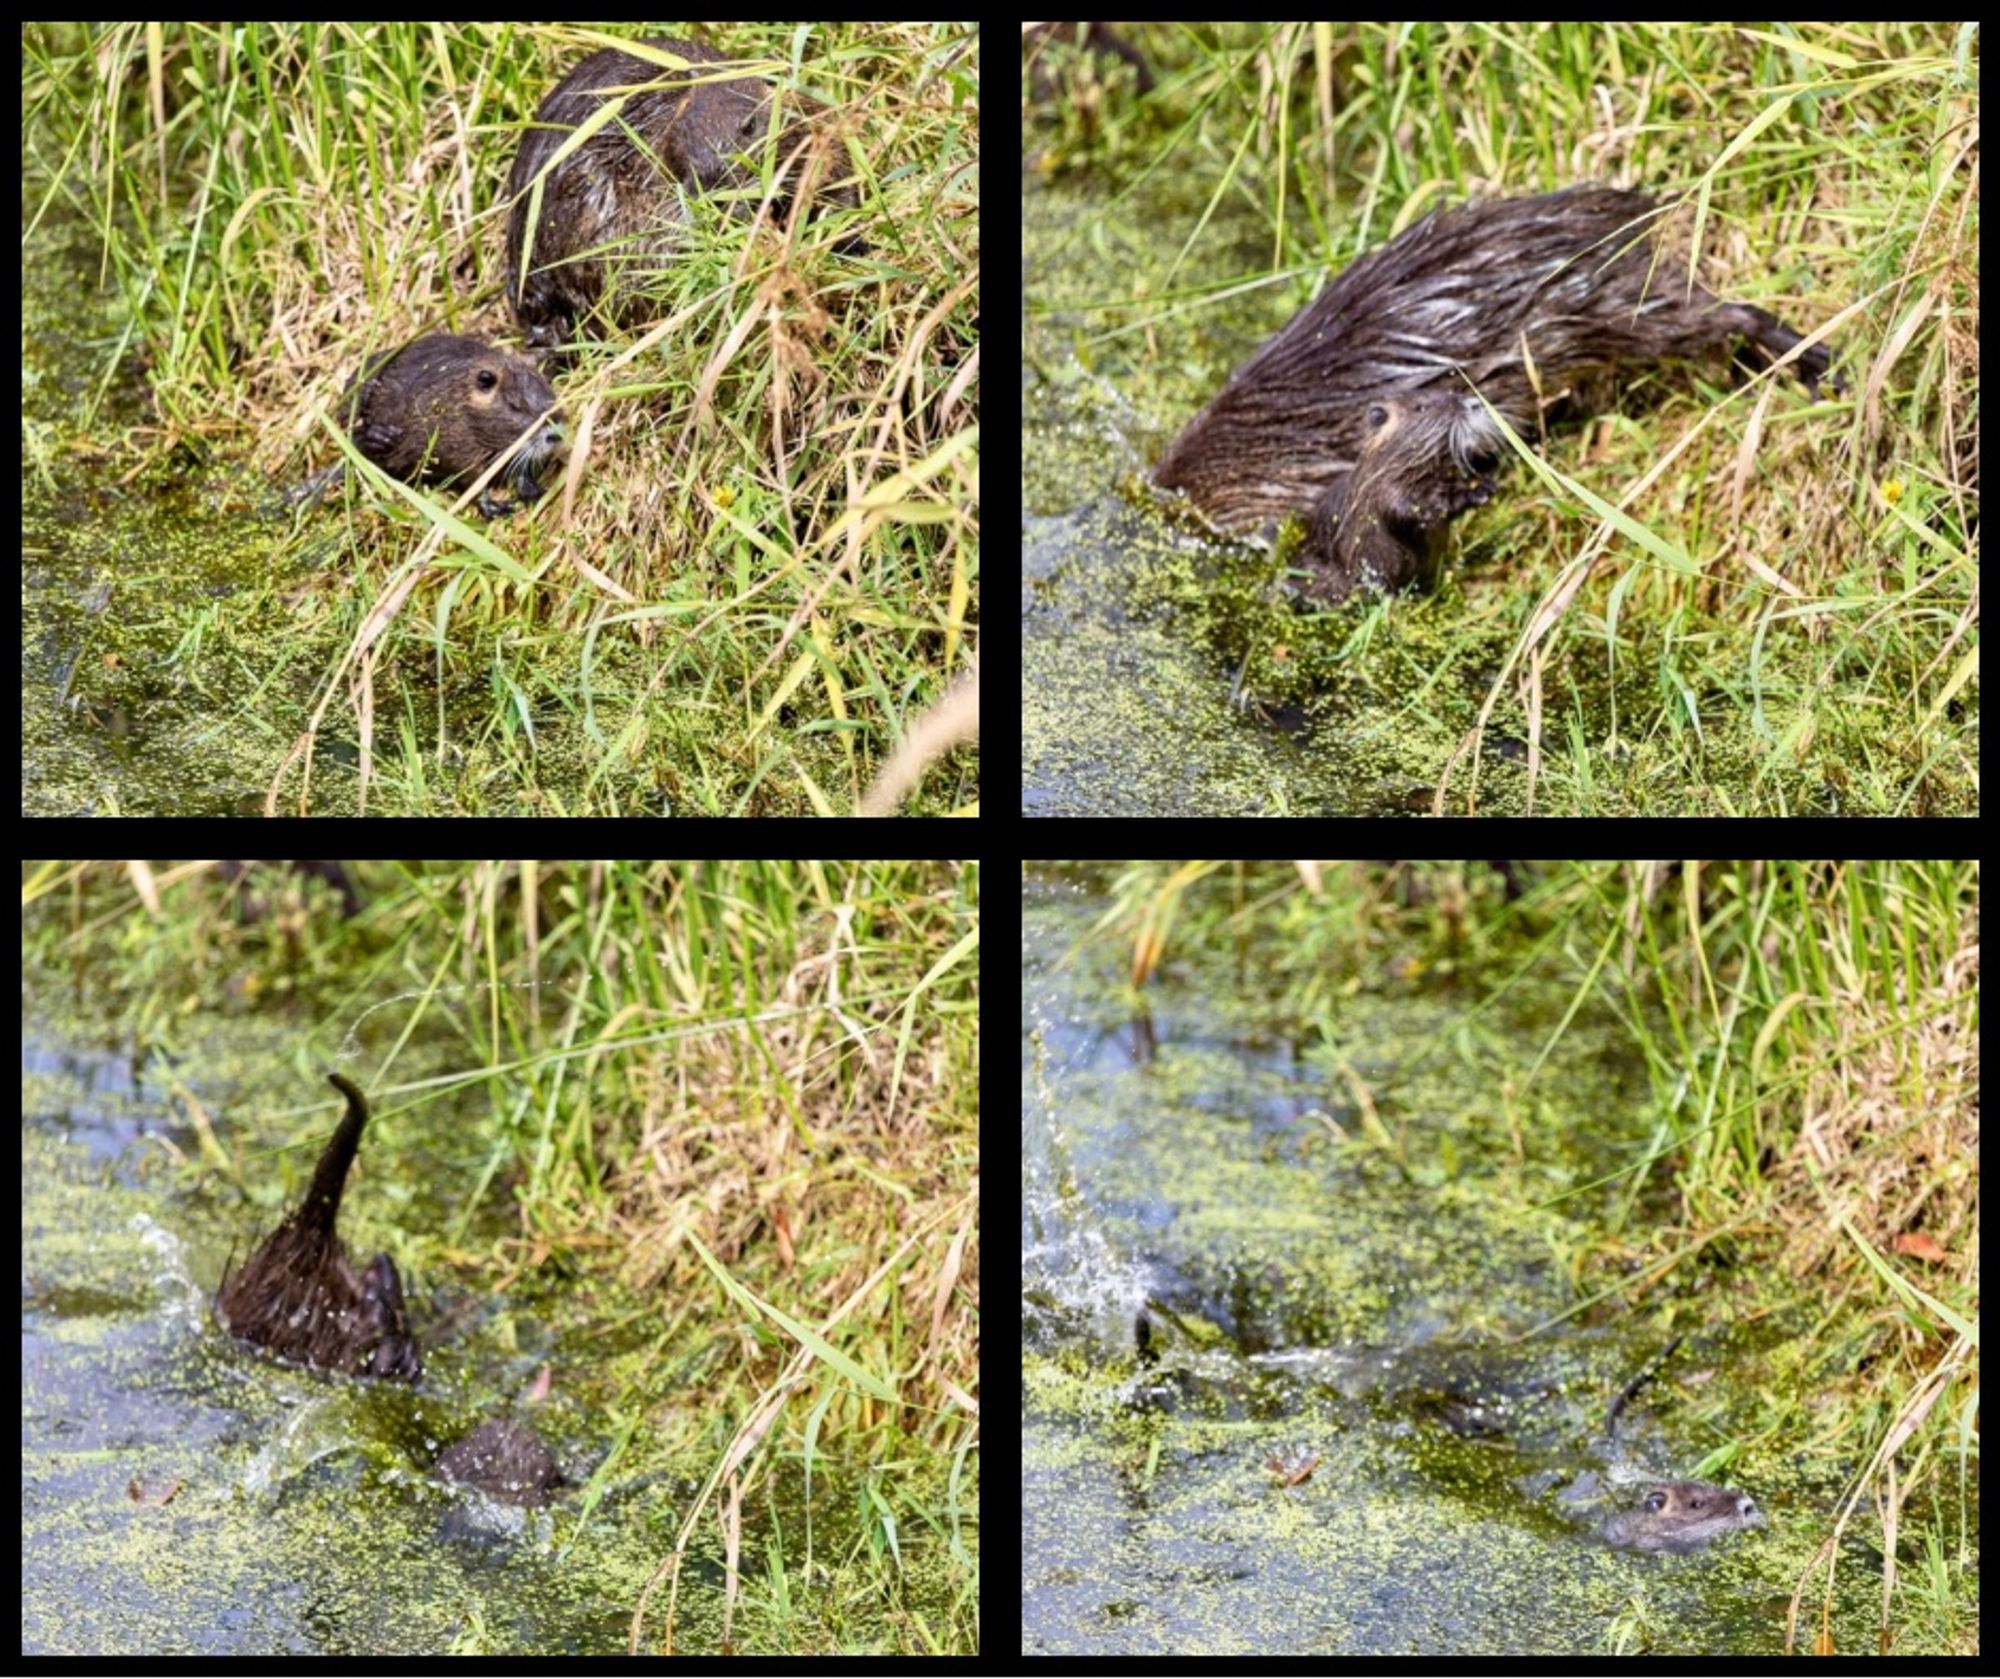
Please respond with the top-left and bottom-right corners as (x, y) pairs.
(19, 1027), (692, 1654)
(1020, 865), (1805, 1656)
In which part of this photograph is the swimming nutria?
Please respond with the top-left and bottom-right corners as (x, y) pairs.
(1152, 186), (1836, 604)
(436, 1417), (562, 1507)
(504, 36), (863, 347)
(303, 334), (563, 517)
(216, 1074), (422, 1383)
(1587, 1336), (1763, 1553)
(1600, 1478), (1765, 1553)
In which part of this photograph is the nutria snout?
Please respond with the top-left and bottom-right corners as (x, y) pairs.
(436, 1417), (563, 1507)
(216, 1073), (422, 1383)
(504, 36), (864, 347)
(1153, 186), (1837, 604)
(328, 334), (562, 517)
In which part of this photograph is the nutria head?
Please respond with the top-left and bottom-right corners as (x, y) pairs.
(1295, 390), (1504, 605)
(340, 334), (563, 514)
(1600, 1478), (1765, 1553)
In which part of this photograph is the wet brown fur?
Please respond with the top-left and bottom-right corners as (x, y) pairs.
(504, 36), (863, 348)
(1153, 187), (1834, 602)
(216, 1074), (422, 1383)
(437, 1418), (562, 1506)
(335, 334), (563, 517)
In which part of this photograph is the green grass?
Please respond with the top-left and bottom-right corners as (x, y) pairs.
(1022, 22), (1975, 816)
(23, 24), (979, 815)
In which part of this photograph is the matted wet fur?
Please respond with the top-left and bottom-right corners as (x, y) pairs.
(216, 1074), (422, 1383)
(504, 35), (864, 348)
(437, 1417), (562, 1506)
(1154, 186), (1835, 603)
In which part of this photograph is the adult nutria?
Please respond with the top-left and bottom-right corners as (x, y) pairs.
(216, 1074), (422, 1383)
(436, 1417), (562, 1507)
(303, 334), (563, 517)
(504, 36), (864, 348)
(1152, 186), (1836, 604)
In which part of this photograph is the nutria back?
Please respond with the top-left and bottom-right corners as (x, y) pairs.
(437, 1417), (562, 1506)
(1153, 187), (1835, 602)
(504, 36), (861, 346)
(336, 333), (562, 515)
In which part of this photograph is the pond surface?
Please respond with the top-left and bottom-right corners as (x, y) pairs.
(18, 1027), (690, 1655)
(1019, 867), (1800, 1656)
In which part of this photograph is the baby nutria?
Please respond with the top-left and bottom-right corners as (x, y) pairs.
(504, 36), (863, 347)
(1600, 1478), (1765, 1554)
(1152, 186), (1836, 604)
(437, 1417), (563, 1507)
(217, 1074), (422, 1382)
(324, 334), (563, 517)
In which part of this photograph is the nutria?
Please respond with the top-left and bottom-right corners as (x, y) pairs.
(1025, 23), (1155, 99)
(1600, 1478), (1765, 1554)
(1584, 1336), (1763, 1553)
(1294, 390), (1505, 602)
(216, 859), (361, 919)
(216, 1074), (422, 1383)
(1152, 186), (1837, 604)
(299, 334), (563, 517)
(436, 1417), (562, 1507)
(504, 35), (863, 348)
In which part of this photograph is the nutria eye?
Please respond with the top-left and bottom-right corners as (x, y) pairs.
(1643, 1491), (1668, 1513)
(1366, 404), (1390, 429)
(477, 370), (498, 391)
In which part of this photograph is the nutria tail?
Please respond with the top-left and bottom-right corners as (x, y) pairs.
(1604, 1334), (1685, 1445)
(295, 1073), (372, 1235)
